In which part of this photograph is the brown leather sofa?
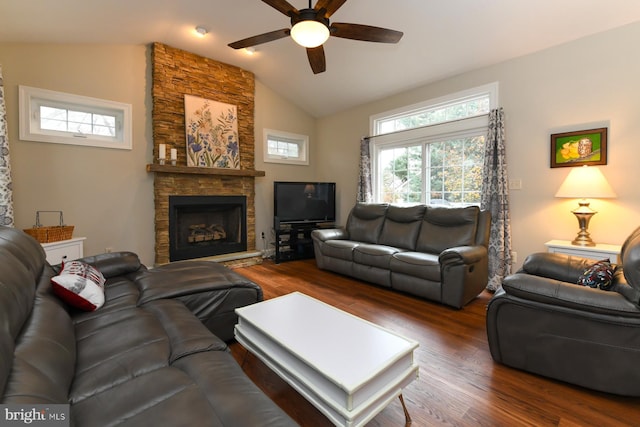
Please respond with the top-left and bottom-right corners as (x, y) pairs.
(311, 203), (491, 308)
(0, 225), (297, 426)
(486, 226), (640, 396)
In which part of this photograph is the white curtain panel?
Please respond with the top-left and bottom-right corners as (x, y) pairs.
(0, 65), (14, 227)
(481, 108), (512, 291)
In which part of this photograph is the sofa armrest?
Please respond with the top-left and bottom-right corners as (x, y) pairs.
(67, 251), (145, 279)
(502, 273), (640, 316)
(439, 245), (489, 308)
(439, 245), (487, 266)
(520, 252), (597, 283)
(311, 227), (348, 242)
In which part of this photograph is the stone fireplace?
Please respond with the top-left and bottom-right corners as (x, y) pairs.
(149, 43), (264, 266)
(149, 169), (262, 265)
(169, 195), (247, 261)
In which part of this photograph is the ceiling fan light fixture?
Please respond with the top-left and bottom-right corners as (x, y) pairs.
(290, 19), (330, 48)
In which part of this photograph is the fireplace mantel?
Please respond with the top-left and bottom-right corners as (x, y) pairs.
(147, 164), (265, 177)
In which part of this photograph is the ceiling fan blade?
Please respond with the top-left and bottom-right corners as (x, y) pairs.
(314, 0), (347, 18)
(306, 46), (326, 74)
(228, 29), (290, 49)
(261, 0), (298, 16)
(331, 23), (403, 43)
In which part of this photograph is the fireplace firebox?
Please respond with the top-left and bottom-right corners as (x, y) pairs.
(169, 195), (247, 261)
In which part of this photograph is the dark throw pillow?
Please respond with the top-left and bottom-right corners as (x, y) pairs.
(577, 259), (614, 290)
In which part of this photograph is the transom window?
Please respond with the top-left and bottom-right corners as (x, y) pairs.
(263, 128), (309, 165)
(19, 85), (132, 150)
(371, 83), (498, 206)
(374, 94), (491, 136)
(39, 105), (117, 137)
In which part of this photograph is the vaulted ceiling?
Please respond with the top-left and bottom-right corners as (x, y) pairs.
(2, 0), (640, 117)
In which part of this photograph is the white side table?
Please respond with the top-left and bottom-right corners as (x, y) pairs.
(545, 239), (622, 263)
(41, 237), (86, 265)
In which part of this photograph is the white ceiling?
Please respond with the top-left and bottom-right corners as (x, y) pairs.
(2, 0), (640, 117)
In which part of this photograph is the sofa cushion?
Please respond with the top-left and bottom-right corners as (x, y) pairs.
(353, 244), (405, 268)
(416, 206), (479, 254)
(70, 306), (171, 403)
(379, 205), (426, 250)
(621, 226), (640, 292)
(73, 251), (143, 279)
(135, 260), (261, 305)
(611, 268), (640, 304)
(390, 252), (441, 282)
(3, 269), (76, 405)
(346, 203), (388, 244)
(51, 260), (106, 311)
(321, 239), (360, 260)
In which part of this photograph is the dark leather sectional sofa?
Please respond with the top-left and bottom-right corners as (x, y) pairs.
(0, 225), (297, 426)
(312, 203), (491, 308)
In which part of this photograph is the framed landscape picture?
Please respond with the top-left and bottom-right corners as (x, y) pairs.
(550, 127), (607, 168)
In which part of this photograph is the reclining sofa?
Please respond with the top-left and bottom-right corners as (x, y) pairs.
(486, 226), (640, 396)
(311, 203), (491, 308)
(0, 225), (297, 426)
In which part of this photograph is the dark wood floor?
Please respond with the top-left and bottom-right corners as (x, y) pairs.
(230, 259), (640, 427)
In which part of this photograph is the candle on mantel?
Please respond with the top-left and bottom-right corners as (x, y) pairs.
(158, 144), (166, 159)
(170, 148), (177, 160)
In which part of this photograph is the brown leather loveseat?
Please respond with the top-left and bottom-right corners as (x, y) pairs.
(311, 203), (491, 308)
(0, 225), (297, 426)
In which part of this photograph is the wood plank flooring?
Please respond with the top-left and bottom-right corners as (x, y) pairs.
(230, 259), (640, 426)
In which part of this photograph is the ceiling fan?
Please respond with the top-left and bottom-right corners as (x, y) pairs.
(228, 0), (403, 74)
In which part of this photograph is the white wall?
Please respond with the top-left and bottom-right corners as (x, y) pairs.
(253, 80), (317, 251)
(4, 22), (639, 269)
(317, 22), (640, 269)
(0, 44), (317, 265)
(0, 44), (156, 265)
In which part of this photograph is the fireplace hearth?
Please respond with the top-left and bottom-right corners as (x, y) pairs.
(169, 195), (247, 262)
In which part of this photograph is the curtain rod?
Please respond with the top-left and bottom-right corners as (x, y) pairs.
(362, 113), (490, 141)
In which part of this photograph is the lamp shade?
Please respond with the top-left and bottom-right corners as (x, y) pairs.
(290, 20), (330, 48)
(555, 165), (616, 199)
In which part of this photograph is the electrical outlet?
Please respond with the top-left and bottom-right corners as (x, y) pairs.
(105, 247), (113, 253)
(511, 250), (517, 264)
(261, 231), (265, 239)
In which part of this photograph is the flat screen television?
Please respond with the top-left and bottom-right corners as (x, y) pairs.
(274, 181), (336, 225)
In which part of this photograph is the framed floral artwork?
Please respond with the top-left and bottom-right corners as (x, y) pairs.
(550, 127), (607, 168)
(184, 95), (240, 168)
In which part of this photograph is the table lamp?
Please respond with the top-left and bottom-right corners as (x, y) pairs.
(555, 165), (616, 246)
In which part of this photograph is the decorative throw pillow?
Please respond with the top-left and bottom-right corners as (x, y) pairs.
(51, 260), (106, 311)
(577, 259), (614, 290)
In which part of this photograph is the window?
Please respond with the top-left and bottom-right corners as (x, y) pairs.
(371, 83), (498, 206)
(263, 128), (309, 165)
(19, 85), (132, 150)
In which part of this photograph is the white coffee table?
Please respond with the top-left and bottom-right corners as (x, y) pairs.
(235, 292), (419, 427)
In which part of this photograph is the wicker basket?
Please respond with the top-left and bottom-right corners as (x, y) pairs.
(24, 211), (74, 243)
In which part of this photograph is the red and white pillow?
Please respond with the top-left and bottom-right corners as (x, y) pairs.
(51, 260), (106, 311)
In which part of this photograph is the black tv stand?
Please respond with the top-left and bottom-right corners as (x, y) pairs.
(273, 219), (333, 264)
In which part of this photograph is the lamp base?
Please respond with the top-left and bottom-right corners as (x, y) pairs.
(571, 229), (595, 247)
(570, 201), (596, 247)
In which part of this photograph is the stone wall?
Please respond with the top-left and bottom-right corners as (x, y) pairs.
(151, 43), (258, 265)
